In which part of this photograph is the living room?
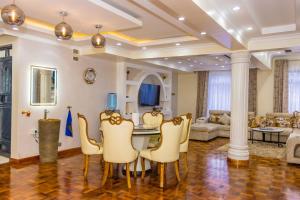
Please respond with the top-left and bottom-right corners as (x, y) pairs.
(0, 0), (300, 199)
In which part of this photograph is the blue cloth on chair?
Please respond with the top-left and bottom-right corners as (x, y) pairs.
(65, 110), (73, 137)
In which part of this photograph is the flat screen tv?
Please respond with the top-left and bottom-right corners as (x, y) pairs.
(139, 83), (160, 106)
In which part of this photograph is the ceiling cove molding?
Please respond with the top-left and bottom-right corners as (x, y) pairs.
(248, 32), (300, 51)
(192, 0), (248, 47)
(87, 0), (143, 27)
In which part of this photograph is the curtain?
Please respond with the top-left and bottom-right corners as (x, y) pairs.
(195, 71), (208, 118)
(207, 71), (231, 114)
(288, 61), (300, 113)
(273, 60), (289, 112)
(248, 69), (257, 113)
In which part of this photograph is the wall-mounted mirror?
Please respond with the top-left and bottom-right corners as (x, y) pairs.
(31, 66), (57, 106)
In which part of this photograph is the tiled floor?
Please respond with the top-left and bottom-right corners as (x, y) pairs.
(0, 138), (300, 199)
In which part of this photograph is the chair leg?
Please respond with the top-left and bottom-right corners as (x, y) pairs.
(84, 155), (89, 180)
(134, 159), (138, 178)
(83, 154), (86, 172)
(174, 160), (181, 182)
(160, 163), (164, 188)
(184, 152), (188, 173)
(109, 163), (113, 178)
(102, 162), (109, 186)
(157, 162), (161, 175)
(126, 163), (131, 189)
(141, 157), (146, 179)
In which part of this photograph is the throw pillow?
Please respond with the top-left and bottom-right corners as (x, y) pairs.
(219, 113), (231, 125)
(209, 114), (219, 124)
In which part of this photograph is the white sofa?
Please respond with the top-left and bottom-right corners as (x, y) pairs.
(190, 110), (246, 141)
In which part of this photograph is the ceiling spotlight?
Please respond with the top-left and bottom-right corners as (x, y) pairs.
(221, 65), (225, 68)
(164, 57), (169, 60)
(215, 64), (219, 66)
(247, 27), (253, 31)
(190, 64), (194, 67)
(201, 32), (207, 35)
(142, 46), (147, 50)
(200, 62), (203, 65)
(178, 16), (185, 21)
(91, 25), (105, 48)
(228, 29), (234, 33)
(233, 6), (240, 11)
(215, 56), (219, 59)
(175, 43), (181, 46)
(1, 0), (25, 26)
(178, 61), (182, 64)
(116, 42), (122, 46)
(54, 11), (73, 40)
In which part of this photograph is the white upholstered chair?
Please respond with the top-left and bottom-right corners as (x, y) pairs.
(78, 113), (103, 180)
(101, 116), (139, 189)
(99, 110), (121, 141)
(140, 117), (183, 188)
(142, 111), (164, 147)
(179, 113), (192, 173)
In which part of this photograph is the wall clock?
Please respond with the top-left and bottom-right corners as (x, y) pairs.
(84, 68), (96, 84)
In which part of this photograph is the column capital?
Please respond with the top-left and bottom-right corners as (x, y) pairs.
(231, 51), (251, 65)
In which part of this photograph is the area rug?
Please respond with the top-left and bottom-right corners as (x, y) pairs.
(217, 142), (286, 160)
(0, 156), (9, 164)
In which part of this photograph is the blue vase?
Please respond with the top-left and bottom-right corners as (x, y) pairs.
(107, 93), (117, 110)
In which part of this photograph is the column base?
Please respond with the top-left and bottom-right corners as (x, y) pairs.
(227, 157), (249, 168)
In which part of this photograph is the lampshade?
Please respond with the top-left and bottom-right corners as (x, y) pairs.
(54, 22), (73, 40)
(91, 25), (105, 48)
(1, 3), (25, 26)
(54, 11), (73, 40)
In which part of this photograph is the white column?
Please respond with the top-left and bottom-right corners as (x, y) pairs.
(228, 51), (250, 161)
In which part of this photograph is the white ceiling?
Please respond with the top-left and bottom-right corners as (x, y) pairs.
(1, 0), (300, 71)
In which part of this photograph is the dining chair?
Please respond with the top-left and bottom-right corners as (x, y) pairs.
(179, 113), (192, 173)
(142, 111), (164, 148)
(77, 113), (103, 180)
(101, 116), (139, 189)
(99, 110), (121, 140)
(140, 117), (183, 188)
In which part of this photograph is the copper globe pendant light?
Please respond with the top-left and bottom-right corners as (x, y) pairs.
(54, 11), (73, 40)
(1, 0), (25, 26)
(91, 25), (105, 48)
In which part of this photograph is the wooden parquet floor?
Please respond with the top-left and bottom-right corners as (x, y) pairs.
(1, 138), (300, 200)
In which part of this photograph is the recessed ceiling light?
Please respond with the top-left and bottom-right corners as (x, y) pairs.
(215, 56), (219, 59)
(233, 6), (240, 11)
(221, 65), (225, 68)
(178, 16), (185, 21)
(247, 27), (253, 31)
(215, 63), (219, 66)
(178, 61), (182, 64)
(207, 11), (215, 16)
(175, 43), (181, 46)
(276, 51), (282, 54)
(228, 29), (234, 33)
(164, 57), (168, 60)
(200, 62), (203, 65)
(142, 46), (147, 50)
(116, 42), (122, 46)
(190, 64), (194, 67)
(201, 32), (207, 35)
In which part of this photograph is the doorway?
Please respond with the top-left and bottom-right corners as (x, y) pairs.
(0, 45), (12, 159)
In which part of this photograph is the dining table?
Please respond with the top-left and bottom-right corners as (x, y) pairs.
(127, 124), (160, 174)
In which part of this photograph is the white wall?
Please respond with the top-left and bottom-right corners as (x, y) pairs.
(177, 72), (198, 121)
(2, 36), (117, 159)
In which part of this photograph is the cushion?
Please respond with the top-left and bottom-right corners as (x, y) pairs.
(219, 113), (231, 125)
(250, 116), (266, 128)
(275, 117), (293, 128)
(208, 114), (220, 124)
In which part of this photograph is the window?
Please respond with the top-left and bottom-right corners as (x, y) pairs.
(288, 61), (300, 113)
(207, 71), (231, 114)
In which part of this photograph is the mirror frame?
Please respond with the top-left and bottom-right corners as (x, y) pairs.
(30, 65), (57, 106)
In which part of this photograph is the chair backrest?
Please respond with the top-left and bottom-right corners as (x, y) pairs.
(151, 117), (183, 163)
(77, 113), (97, 154)
(142, 111), (164, 128)
(101, 116), (136, 163)
(100, 110), (121, 122)
(180, 113), (192, 144)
